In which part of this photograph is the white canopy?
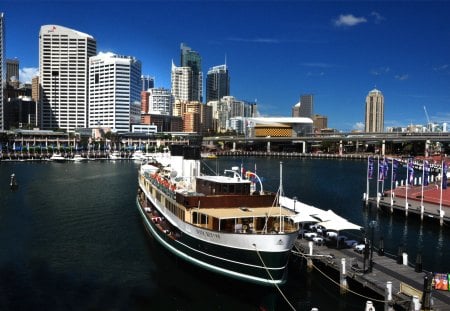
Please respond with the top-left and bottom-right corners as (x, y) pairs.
(317, 220), (362, 231)
(289, 212), (320, 224)
(281, 196), (362, 230)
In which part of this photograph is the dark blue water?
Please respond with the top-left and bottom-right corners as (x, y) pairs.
(0, 158), (448, 310)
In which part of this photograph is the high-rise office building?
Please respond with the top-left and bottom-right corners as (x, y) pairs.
(180, 43), (202, 102)
(141, 75), (154, 91)
(206, 64), (229, 103)
(292, 94), (313, 118)
(364, 88), (384, 132)
(6, 58), (19, 83)
(300, 94), (313, 117)
(39, 25), (96, 132)
(89, 52), (141, 133)
(32, 76), (40, 103)
(0, 13), (5, 130)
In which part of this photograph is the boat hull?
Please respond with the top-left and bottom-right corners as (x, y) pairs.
(136, 197), (295, 286)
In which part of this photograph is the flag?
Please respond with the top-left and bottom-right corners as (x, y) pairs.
(408, 159), (414, 185)
(443, 162), (448, 190)
(368, 156), (374, 179)
(423, 160), (430, 186)
(383, 158), (389, 179)
(393, 159), (399, 182)
(378, 160), (385, 181)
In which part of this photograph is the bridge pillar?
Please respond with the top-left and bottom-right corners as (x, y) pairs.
(425, 140), (430, 158)
(339, 140), (343, 156)
(301, 141), (306, 153)
(382, 140), (386, 156)
(267, 141), (271, 153)
(356, 140), (359, 153)
(232, 142), (236, 152)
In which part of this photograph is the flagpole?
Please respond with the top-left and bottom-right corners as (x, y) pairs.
(439, 160), (443, 219)
(366, 156), (370, 205)
(381, 157), (385, 194)
(405, 159), (409, 214)
(421, 160), (425, 209)
(390, 158), (394, 207)
(376, 156), (380, 207)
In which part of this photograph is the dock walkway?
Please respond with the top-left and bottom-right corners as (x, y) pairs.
(293, 238), (450, 310)
(366, 185), (450, 224)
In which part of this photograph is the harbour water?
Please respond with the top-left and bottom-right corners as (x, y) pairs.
(0, 158), (448, 310)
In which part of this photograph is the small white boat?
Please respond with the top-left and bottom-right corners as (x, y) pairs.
(50, 153), (67, 162)
(109, 151), (121, 160)
(71, 154), (87, 162)
(131, 150), (145, 161)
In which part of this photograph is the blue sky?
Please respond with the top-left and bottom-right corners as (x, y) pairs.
(2, 0), (450, 131)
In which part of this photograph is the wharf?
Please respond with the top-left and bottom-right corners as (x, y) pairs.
(366, 184), (450, 224)
(293, 238), (450, 310)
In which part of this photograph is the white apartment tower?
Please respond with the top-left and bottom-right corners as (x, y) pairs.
(171, 61), (192, 101)
(147, 88), (173, 115)
(89, 52), (141, 133)
(39, 25), (96, 131)
(0, 13), (5, 130)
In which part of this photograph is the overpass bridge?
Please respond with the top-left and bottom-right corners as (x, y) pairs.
(203, 132), (450, 156)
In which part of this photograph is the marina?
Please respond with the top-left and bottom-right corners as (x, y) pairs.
(1, 157), (449, 310)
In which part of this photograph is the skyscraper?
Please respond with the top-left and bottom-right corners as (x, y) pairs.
(292, 94), (314, 134)
(141, 75), (154, 91)
(6, 58), (19, 83)
(0, 13), (5, 130)
(39, 25), (96, 132)
(206, 64), (229, 103)
(180, 43), (202, 102)
(300, 94), (314, 117)
(171, 61), (192, 101)
(89, 52), (141, 133)
(365, 88), (384, 132)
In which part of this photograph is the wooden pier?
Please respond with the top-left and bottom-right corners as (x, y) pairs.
(292, 238), (450, 310)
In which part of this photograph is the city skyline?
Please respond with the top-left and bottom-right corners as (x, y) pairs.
(2, 1), (450, 131)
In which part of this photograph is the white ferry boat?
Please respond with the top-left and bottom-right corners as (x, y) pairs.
(136, 143), (299, 286)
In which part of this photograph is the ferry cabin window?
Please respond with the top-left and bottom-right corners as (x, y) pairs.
(192, 212), (208, 225)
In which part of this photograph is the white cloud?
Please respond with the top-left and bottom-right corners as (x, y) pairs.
(334, 14), (367, 27)
(306, 71), (325, 77)
(433, 64), (449, 73)
(395, 74), (409, 81)
(19, 67), (39, 83)
(370, 66), (390, 76)
(300, 62), (334, 68)
(353, 122), (365, 131)
(371, 11), (385, 24)
(227, 37), (279, 44)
